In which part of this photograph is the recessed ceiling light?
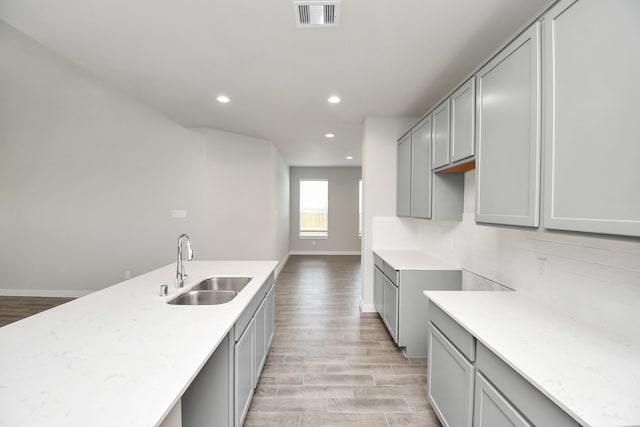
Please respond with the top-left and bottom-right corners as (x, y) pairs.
(346, 156), (353, 160)
(328, 96), (341, 104)
(325, 133), (335, 138)
(217, 95), (230, 103)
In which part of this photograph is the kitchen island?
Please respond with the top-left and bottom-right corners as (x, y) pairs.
(0, 260), (277, 427)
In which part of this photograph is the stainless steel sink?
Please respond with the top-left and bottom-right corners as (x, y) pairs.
(167, 277), (252, 305)
(191, 277), (252, 293)
(168, 290), (236, 305)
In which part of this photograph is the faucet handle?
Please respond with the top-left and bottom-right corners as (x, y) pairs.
(160, 285), (168, 296)
(186, 241), (194, 261)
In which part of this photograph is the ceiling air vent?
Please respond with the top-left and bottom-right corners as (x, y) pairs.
(294, 1), (340, 28)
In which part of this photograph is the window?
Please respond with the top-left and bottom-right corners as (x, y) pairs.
(299, 180), (328, 238)
(359, 179), (363, 238)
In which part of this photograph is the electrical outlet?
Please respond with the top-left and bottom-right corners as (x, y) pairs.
(172, 210), (187, 218)
(311, 240), (316, 246)
(125, 270), (132, 279)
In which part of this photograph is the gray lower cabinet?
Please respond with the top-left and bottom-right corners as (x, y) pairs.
(235, 316), (254, 427)
(265, 284), (275, 349)
(542, 0), (640, 237)
(373, 265), (384, 314)
(428, 322), (474, 427)
(374, 254), (462, 357)
(475, 22), (541, 228)
(474, 342), (578, 427)
(182, 274), (275, 427)
(450, 77), (475, 163)
(382, 276), (398, 342)
(427, 302), (580, 427)
(253, 297), (267, 386)
(396, 132), (412, 217)
(432, 99), (451, 169)
(474, 372), (531, 427)
(235, 278), (274, 427)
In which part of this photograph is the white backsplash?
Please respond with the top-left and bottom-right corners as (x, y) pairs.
(462, 270), (512, 292)
(372, 170), (640, 341)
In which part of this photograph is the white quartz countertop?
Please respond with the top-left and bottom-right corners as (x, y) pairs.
(423, 291), (640, 427)
(373, 249), (459, 271)
(0, 260), (277, 427)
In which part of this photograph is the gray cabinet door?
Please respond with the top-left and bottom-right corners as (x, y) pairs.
(265, 285), (275, 349)
(475, 23), (541, 227)
(473, 372), (531, 427)
(234, 318), (254, 427)
(542, 0), (640, 237)
(428, 323), (474, 427)
(432, 99), (451, 169)
(374, 266), (384, 315)
(253, 298), (267, 386)
(396, 133), (412, 217)
(382, 277), (398, 342)
(451, 77), (476, 163)
(411, 115), (433, 218)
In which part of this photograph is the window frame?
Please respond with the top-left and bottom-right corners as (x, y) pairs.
(298, 179), (329, 239)
(358, 179), (363, 239)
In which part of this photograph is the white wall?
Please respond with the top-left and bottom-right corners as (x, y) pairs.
(362, 115), (640, 340)
(197, 129), (289, 266)
(360, 117), (417, 310)
(0, 22), (289, 296)
(272, 145), (291, 270)
(289, 167), (361, 254)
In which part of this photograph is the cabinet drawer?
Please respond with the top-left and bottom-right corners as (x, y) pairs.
(475, 342), (579, 427)
(373, 253), (384, 270)
(382, 262), (398, 286)
(429, 302), (475, 362)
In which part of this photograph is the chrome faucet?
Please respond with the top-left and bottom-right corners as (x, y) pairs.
(176, 234), (194, 288)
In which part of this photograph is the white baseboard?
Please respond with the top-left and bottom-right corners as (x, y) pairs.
(359, 298), (376, 313)
(289, 250), (361, 256)
(275, 253), (290, 278)
(0, 289), (92, 298)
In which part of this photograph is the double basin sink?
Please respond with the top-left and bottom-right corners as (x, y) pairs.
(168, 277), (252, 306)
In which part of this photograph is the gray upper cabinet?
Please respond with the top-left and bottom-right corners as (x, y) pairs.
(432, 99), (451, 169)
(451, 77), (476, 163)
(542, 0), (640, 237)
(475, 23), (541, 227)
(396, 133), (412, 217)
(396, 117), (464, 221)
(411, 115), (433, 218)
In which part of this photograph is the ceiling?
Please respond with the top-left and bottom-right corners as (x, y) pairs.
(0, 0), (550, 166)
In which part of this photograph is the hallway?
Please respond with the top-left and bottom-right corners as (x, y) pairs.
(244, 255), (441, 426)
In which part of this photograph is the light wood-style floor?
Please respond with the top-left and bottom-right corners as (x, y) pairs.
(0, 296), (74, 327)
(244, 255), (441, 427)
